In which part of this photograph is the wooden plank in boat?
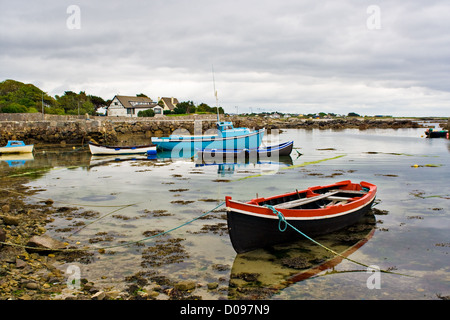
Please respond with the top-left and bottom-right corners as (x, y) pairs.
(327, 196), (354, 201)
(333, 189), (367, 195)
(274, 190), (341, 209)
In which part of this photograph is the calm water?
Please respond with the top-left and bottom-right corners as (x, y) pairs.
(2, 125), (449, 299)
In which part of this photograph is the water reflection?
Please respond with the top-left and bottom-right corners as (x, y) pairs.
(88, 154), (157, 169)
(228, 212), (376, 299)
(0, 153), (34, 167)
(6, 127), (449, 300)
(195, 155), (293, 176)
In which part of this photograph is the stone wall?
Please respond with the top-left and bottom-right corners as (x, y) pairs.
(0, 117), (222, 145)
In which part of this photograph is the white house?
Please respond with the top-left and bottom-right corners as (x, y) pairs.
(107, 95), (158, 117)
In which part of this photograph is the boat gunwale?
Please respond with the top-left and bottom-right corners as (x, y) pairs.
(151, 128), (265, 143)
(225, 181), (377, 220)
(199, 141), (293, 154)
(88, 142), (156, 150)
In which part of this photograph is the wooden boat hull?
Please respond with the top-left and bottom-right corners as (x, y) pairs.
(228, 213), (376, 299)
(88, 142), (156, 155)
(198, 141), (293, 161)
(0, 141), (34, 154)
(226, 180), (377, 253)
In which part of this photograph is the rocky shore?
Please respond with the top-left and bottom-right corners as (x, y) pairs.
(0, 174), (97, 300)
(0, 172), (228, 300)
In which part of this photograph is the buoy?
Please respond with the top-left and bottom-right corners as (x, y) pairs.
(412, 164), (419, 168)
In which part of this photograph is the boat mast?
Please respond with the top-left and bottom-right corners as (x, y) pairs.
(212, 65), (219, 122)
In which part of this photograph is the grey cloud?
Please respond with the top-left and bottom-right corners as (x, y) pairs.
(1, 0), (449, 116)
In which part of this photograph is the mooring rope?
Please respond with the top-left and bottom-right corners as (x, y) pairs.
(0, 187), (138, 208)
(0, 202), (225, 252)
(68, 203), (138, 237)
(263, 204), (412, 277)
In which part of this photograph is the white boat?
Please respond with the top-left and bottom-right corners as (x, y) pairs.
(0, 140), (34, 154)
(88, 142), (157, 155)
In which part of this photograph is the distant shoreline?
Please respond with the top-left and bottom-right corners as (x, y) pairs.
(0, 113), (447, 146)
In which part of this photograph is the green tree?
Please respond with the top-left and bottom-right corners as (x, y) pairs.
(1, 103), (28, 113)
(56, 91), (95, 115)
(0, 79), (58, 113)
(213, 106), (224, 115)
(88, 94), (107, 114)
(196, 103), (212, 113)
(137, 109), (155, 117)
(174, 101), (196, 114)
(88, 94), (106, 107)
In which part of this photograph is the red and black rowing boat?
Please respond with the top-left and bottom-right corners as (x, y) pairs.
(225, 180), (377, 253)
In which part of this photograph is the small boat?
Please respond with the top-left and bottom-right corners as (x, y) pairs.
(151, 121), (265, 151)
(425, 128), (449, 139)
(0, 140), (34, 154)
(225, 180), (377, 253)
(228, 212), (376, 299)
(197, 141), (293, 160)
(88, 141), (157, 155)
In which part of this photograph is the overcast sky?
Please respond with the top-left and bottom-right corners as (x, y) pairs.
(1, 0), (449, 116)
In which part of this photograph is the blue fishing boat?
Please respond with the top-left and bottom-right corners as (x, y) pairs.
(197, 140), (293, 160)
(151, 121), (265, 152)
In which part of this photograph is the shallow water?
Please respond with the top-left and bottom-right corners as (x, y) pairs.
(2, 125), (449, 299)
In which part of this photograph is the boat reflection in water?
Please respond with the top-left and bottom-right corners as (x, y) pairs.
(0, 153), (35, 167)
(88, 154), (157, 169)
(227, 212), (376, 299)
(195, 155), (293, 176)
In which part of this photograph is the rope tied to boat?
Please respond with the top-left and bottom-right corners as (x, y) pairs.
(263, 204), (412, 277)
(265, 204), (288, 232)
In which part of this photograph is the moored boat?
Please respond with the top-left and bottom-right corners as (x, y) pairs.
(225, 180), (377, 253)
(228, 212), (376, 299)
(0, 140), (34, 154)
(425, 128), (449, 139)
(151, 121), (265, 151)
(88, 141), (157, 155)
(197, 140), (293, 161)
